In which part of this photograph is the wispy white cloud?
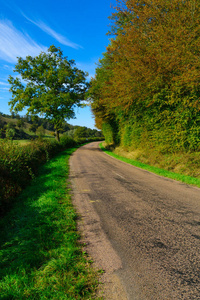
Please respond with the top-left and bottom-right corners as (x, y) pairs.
(0, 81), (9, 86)
(0, 19), (46, 63)
(3, 64), (13, 70)
(0, 87), (9, 91)
(23, 14), (82, 49)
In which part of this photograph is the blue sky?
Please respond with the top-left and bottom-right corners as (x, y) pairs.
(0, 0), (116, 129)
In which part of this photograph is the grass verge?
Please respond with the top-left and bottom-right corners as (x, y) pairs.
(100, 143), (200, 188)
(0, 147), (99, 299)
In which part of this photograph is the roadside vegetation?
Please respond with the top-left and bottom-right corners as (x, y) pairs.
(0, 135), (103, 215)
(0, 42), (104, 299)
(100, 143), (200, 188)
(89, 0), (200, 180)
(0, 147), (100, 299)
(0, 111), (103, 214)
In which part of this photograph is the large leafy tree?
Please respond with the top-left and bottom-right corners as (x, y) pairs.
(89, 0), (200, 151)
(8, 45), (88, 141)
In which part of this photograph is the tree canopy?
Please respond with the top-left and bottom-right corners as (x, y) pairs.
(89, 0), (200, 152)
(8, 45), (88, 141)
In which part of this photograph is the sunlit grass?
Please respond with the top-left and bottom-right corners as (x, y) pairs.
(100, 143), (200, 188)
(0, 148), (99, 299)
(13, 139), (32, 146)
(13, 136), (55, 146)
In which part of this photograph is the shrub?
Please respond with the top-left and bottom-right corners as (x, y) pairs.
(0, 138), (69, 214)
(0, 136), (104, 215)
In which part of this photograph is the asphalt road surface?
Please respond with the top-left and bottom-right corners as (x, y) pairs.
(69, 142), (200, 300)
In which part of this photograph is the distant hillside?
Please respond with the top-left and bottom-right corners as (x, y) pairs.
(0, 112), (103, 140)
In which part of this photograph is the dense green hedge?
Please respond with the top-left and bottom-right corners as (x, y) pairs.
(0, 137), (102, 215)
(89, 1), (200, 154)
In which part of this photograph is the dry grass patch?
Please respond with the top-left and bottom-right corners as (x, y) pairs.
(113, 146), (200, 179)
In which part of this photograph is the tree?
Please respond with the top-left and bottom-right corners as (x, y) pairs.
(29, 123), (38, 134)
(17, 119), (25, 129)
(89, 0), (200, 151)
(11, 112), (15, 119)
(6, 122), (16, 130)
(74, 126), (88, 140)
(6, 128), (15, 140)
(37, 125), (45, 138)
(8, 45), (88, 141)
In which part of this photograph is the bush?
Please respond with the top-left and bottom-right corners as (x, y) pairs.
(0, 137), (75, 214)
(5, 128), (15, 140)
(0, 137), (103, 215)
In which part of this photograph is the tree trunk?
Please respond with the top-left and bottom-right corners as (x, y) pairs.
(55, 129), (60, 142)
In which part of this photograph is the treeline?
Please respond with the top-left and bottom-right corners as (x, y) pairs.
(0, 112), (103, 140)
(89, 0), (200, 153)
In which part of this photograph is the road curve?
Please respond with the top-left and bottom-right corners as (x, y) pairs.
(69, 142), (200, 300)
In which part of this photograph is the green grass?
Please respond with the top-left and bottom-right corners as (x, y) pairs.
(0, 147), (99, 299)
(13, 136), (55, 146)
(13, 139), (32, 146)
(100, 143), (200, 188)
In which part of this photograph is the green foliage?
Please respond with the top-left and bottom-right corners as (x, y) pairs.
(8, 45), (88, 141)
(6, 121), (16, 129)
(0, 137), (103, 215)
(102, 122), (115, 144)
(17, 119), (25, 128)
(74, 136), (103, 144)
(65, 129), (76, 138)
(89, 0), (200, 153)
(100, 143), (200, 187)
(0, 149), (99, 299)
(0, 113), (103, 144)
(66, 126), (103, 140)
(59, 135), (76, 148)
(0, 119), (4, 130)
(0, 138), (74, 213)
(74, 127), (88, 139)
(29, 123), (38, 134)
(102, 119), (120, 145)
(5, 127), (15, 140)
(37, 125), (45, 138)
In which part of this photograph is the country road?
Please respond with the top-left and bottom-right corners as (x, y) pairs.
(69, 142), (200, 300)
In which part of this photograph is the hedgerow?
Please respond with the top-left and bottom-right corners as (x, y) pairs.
(89, 1), (200, 154)
(0, 137), (102, 215)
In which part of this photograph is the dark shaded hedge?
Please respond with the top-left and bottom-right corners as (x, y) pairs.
(0, 137), (102, 215)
